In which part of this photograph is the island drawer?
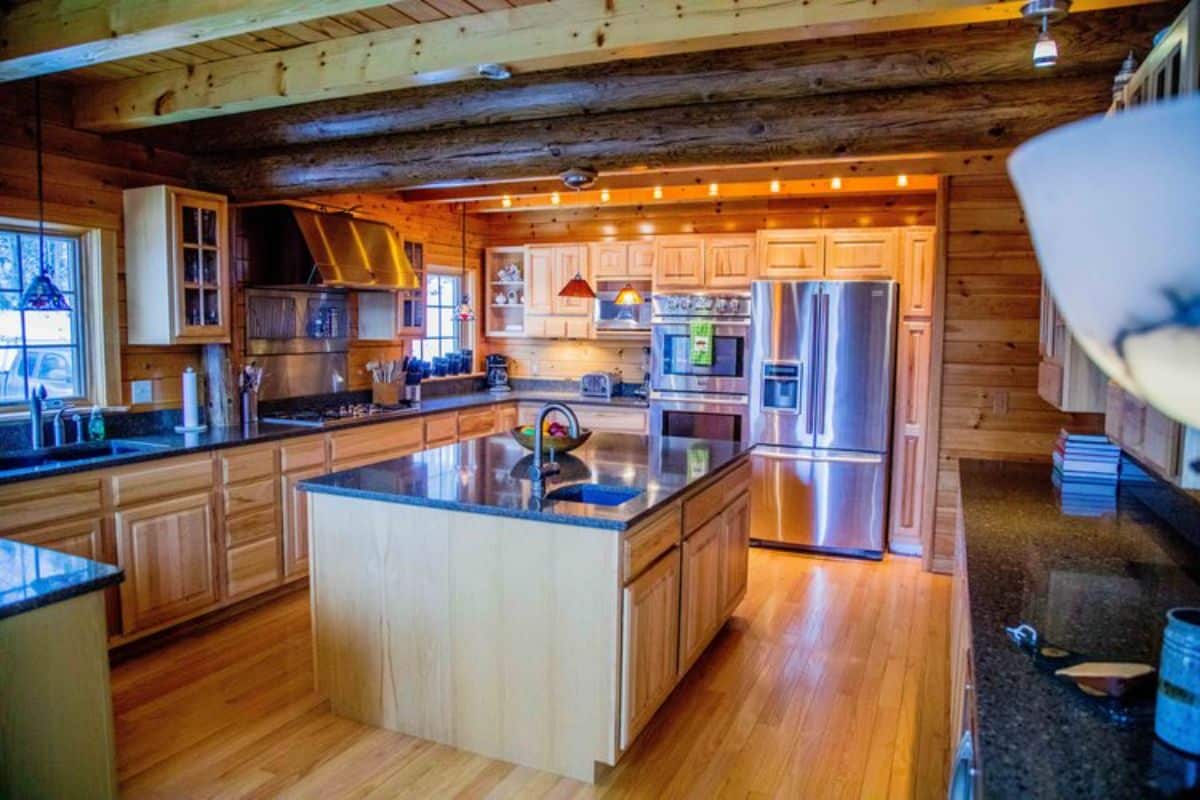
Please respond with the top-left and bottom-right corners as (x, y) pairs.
(683, 458), (751, 534)
(330, 419), (422, 464)
(110, 455), (214, 507)
(0, 473), (103, 534)
(576, 407), (648, 434)
(624, 504), (682, 582)
(424, 413), (458, 447)
(220, 444), (278, 485)
(457, 408), (496, 440)
(280, 437), (326, 473)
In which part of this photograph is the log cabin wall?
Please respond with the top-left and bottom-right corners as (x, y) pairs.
(929, 174), (1104, 571)
(481, 192), (936, 380)
(0, 82), (194, 410)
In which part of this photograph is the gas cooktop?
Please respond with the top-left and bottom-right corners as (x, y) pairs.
(261, 401), (420, 428)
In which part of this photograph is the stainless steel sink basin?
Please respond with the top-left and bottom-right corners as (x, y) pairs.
(0, 440), (169, 473)
(544, 483), (643, 507)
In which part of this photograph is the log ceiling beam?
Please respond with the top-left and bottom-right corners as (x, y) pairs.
(399, 153), (1008, 205)
(192, 75), (1113, 201)
(0, 0), (391, 83)
(185, 5), (1173, 154)
(72, 0), (1159, 132)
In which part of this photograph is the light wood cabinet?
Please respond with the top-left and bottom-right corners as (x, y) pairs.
(458, 407), (497, 440)
(485, 245), (527, 338)
(679, 513), (725, 673)
(552, 245), (590, 316)
(654, 235), (705, 288)
(1104, 380), (1200, 490)
(517, 402), (648, 434)
(619, 546), (681, 750)
(628, 241), (655, 277)
(124, 184), (230, 345)
(755, 230), (825, 279)
(705, 234), (757, 288)
(900, 227), (936, 318)
(525, 244), (591, 338)
(889, 320), (933, 555)
(424, 413), (459, 447)
(719, 492), (750, 617)
(496, 402), (518, 431)
(526, 246), (555, 315)
(115, 492), (219, 634)
(329, 418), (423, 466)
(9, 517), (104, 562)
(0, 473), (102, 536)
(591, 242), (630, 277)
(281, 465), (321, 580)
(1037, 278), (1108, 413)
(824, 229), (898, 278)
(623, 504), (682, 581)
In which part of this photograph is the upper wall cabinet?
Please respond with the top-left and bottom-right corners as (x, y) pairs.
(654, 236), (706, 288)
(900, 228), (936, 318)
(1038, 278), (1108, 413)
(824, 229), (898, 279)
(756, 230), (824, 279)
(705, 235), (757, 288)
(124, 185), (230, 345)
(590, 241), (656, 279)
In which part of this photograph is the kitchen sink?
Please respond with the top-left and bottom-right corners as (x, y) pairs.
(0, 440), (169, 472)
(544, 483), (643, 507)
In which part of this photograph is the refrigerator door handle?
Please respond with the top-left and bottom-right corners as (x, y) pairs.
(816, 290), (831, 436)
(805, 294), (821, 435)
(753, 446), (884, 464)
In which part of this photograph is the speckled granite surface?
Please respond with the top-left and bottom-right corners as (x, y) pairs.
(0, 538), (123, 621)
(0, 391), (649, 486)
(958, 459), (1200, 799)
(300, 432), (746, 531)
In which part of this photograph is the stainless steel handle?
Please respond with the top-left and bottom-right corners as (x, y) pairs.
(816, 291), (830, 436)
(752, 446), (883, 464)
(806, 303), (820, 435)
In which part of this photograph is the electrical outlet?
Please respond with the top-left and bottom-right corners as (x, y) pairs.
(131, 380), (153, 404)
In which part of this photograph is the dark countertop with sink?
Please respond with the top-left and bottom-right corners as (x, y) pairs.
(300, 432), (748, 531)
(0, 538), (123, 621)
(0, 390), (649, 486)
(958, 459), (1200, 799)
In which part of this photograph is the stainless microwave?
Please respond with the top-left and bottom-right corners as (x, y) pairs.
(594, 279), (652, 334)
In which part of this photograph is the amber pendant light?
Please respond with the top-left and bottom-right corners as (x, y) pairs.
(614, 283), (643, 306)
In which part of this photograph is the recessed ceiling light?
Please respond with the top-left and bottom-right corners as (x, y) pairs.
(709, 182), (719, 197)
(770, 179), (781, 193)
(476, 63), (512, 80)
(831, 177), (843, 190)
(653, 186), (663, 200)
(897, 174), (909, 187)
(501, 194), (512, 208)
(550, 191), (561, 205)
(600, 188), (611, 203)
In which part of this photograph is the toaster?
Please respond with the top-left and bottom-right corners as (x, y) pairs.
(580, 372), (621, 399)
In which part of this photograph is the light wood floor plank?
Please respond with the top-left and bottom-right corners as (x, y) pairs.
(112, 550), (950, 799)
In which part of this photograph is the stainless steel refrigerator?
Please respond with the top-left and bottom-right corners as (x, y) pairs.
(749, 280), (897, 558)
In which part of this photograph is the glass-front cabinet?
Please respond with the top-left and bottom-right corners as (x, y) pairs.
(124, 185), (230, 345)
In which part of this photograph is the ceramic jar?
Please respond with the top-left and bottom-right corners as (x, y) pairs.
(1156, 607), (1200, 754)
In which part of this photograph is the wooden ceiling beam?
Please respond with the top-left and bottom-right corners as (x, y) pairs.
(72, 0), (1158, 131)
(0, 0), (393, 83)
(185, 5), (1173, 154)
(192, 75), (1112, 201)
(399, 154), (1005, 204)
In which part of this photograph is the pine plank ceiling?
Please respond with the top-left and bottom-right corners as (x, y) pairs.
(56, 1), (549, 84)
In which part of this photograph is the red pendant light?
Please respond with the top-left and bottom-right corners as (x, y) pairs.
(557, 271), (596, 299)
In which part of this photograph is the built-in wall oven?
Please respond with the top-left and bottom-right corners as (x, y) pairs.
(650, 292), (752, 445)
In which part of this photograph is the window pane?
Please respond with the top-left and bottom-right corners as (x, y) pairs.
(0, 226), (85, 406)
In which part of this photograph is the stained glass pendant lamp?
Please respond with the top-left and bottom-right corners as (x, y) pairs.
(21, 78), (71, 312)
(454, 204), (476, 322)
(614, 283), (643, 306)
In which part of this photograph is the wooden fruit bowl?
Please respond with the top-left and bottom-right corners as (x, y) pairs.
(510, 426), (592, 455)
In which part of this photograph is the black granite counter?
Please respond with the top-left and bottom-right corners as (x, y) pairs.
(0, 538), (123, 621)
(300, 432), (747, 531)
(0, 391), (648, 486)
(958, 459), (1200, 799)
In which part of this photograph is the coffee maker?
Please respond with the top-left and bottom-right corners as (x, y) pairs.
(486, 354), (511, 393)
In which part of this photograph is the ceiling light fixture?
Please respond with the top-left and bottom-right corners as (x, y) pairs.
(454, 204), (476, 323)
(709, 182), (719, 197)
(1020, 0), (1070, 68)
(770, 179), (781, 193)
(20, 78), (70, 313)
(501, 194), (512, 208)
(476, 63), (512, 80)
(600, 188), (611, 203)
(831, 176), (843, 190)
(653, 186), (663, 200)
(560, 166), (598, 190)
(550, 191), (561, 205)
(614, 283), (644, 306)
(897, 174), (909, 187)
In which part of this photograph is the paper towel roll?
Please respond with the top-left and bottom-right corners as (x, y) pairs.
(182, 367), (200, 429)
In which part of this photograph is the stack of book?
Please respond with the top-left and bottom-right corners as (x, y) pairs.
(1052, 430), (1121, 516)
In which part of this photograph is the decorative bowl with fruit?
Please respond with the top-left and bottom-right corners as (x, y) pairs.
(510, 421), (592, 454)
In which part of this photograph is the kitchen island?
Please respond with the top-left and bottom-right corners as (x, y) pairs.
(300, 431), (751, 782)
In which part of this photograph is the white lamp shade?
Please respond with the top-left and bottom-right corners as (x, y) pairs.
(1007, 96), (1200, 429)
(1032, 32), (1058, 68)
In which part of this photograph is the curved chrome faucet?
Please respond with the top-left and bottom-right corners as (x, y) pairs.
(529, 402), (580, 493)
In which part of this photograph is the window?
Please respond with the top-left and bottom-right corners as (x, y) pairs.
(412, 273), (463, 360)
(0, 227), (86, 405)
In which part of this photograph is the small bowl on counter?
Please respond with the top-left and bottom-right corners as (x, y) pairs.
(510, 426), (592, 455)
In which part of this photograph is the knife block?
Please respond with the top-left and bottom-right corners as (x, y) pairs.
(372, 382), (402, 407)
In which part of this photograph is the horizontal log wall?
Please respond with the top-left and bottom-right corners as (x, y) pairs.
(0, 82), (194, 411)
(930, 175), (1104, 571)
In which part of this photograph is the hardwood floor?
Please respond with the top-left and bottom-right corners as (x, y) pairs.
(112, 549), (951, 799)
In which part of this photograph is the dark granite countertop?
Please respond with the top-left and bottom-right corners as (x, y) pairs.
(300, 432), (747, 531)
(0, 391), (648, 486)
(0, 538), (123, 621)
(958, 459), (1200, 799)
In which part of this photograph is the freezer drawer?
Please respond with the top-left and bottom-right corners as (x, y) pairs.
(750, 447), (888, 558)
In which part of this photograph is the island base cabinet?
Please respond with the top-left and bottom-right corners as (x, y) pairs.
(719, 492), (751, 617)
(282, 466), (324, 579)
(620, 546), (681, 750)
(679, 514), (725, 673)
(115, 493), (219, 635)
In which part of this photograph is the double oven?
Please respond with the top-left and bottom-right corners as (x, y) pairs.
(649, 292), (752, 445)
